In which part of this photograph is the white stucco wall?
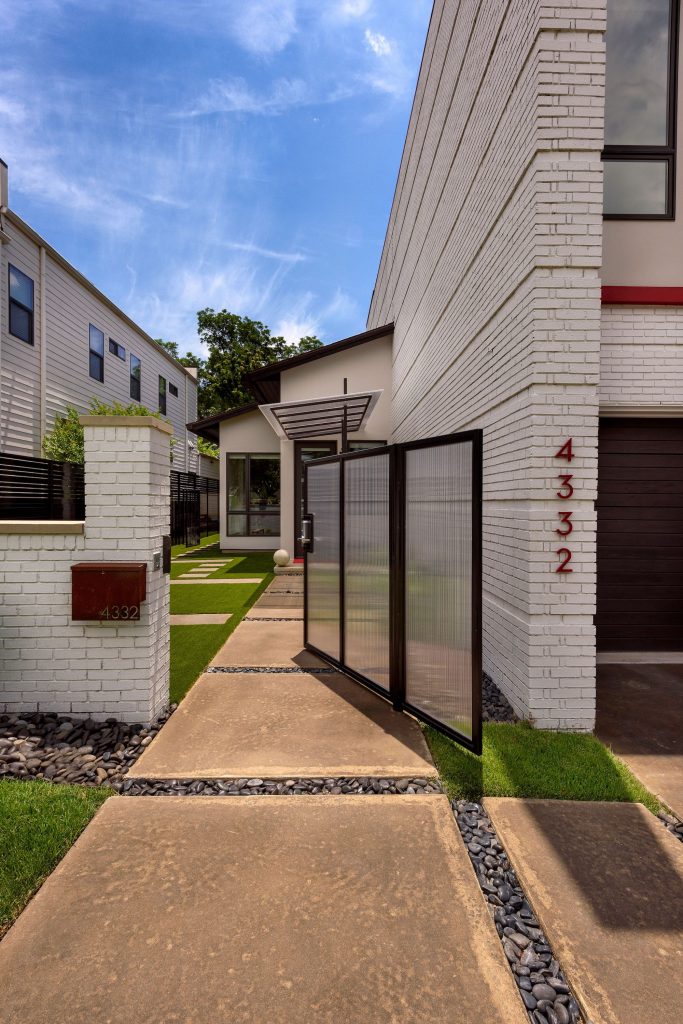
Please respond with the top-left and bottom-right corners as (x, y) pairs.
(219, 409), (280, 550)
(367, 0), (606, 730)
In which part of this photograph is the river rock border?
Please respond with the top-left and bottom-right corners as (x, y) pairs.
(453, 798), (583, 1024)
(120, 776), (443, 795)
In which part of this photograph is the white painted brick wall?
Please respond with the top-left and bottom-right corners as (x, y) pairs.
(0, 418), (171, 723)
(601, 305), (683, 409)
(368, 0), (606, 729)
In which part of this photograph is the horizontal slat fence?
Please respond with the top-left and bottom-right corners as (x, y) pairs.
(0, 453), (85, 521)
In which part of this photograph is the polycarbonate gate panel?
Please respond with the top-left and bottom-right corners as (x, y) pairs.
(344, 452), (391, 692)
(404, 440), (477, 745)
(305, 461), (341, 661)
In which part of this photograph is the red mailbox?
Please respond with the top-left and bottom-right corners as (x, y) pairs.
(71, 562), (147, 622)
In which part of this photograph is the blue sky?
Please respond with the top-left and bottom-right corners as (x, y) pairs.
(0, 0), (431, 357)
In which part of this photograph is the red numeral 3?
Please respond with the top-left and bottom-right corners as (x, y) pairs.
(556, 510), (573, 537)
(556, 474), (574, 499)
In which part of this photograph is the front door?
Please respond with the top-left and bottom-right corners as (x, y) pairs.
(294, 441), (337, 557)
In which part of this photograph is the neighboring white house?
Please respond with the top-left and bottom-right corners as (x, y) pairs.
(188, 326), (393, 554)
(0, 160), (199, 471)
(191, 0), (683, 733)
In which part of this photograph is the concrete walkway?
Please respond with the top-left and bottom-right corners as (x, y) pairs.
(0, 575), (529, 1023)
(597, 663), (683, 817)
(487, 798), (683, 1024)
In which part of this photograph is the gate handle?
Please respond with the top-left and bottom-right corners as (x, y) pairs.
(300, 514), (314, 554)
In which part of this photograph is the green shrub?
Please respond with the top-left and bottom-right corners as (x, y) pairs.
(42, 399), (175, 463)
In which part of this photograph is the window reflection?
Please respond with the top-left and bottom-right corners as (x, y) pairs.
(604, 160), (668, 216)
(605, 0), (670, 146)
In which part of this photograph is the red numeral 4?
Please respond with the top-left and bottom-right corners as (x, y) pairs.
(555, 439), (573, 462)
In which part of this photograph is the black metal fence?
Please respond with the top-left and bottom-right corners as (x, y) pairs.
(0, 454), (219, 548)
(0, 453), (85, 520)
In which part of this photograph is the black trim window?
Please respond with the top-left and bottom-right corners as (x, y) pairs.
(603, 0), (679, 219)
(227, 453), (280, 537)
(130, 354), (141, 401)
(8, 265), (34, 345)
(348, 440), (387, 451)
(158, 375), (167, 415)
(109, 338), (126, 360)
(168, 382), (178, 397)
(89, 324), (104, 382)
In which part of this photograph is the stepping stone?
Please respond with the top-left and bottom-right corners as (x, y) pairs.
(171, 578), (263, 585)
(131, 671), (437, 779)
(254, 592), (303, 608)
(209, 619), (315, 668)
(486, 798), (683, 1024)
(0, 797), (526, 1024)
(170, 614), (232, 625)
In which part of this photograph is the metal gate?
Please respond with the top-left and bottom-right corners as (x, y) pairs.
(303, 431), (482, 753)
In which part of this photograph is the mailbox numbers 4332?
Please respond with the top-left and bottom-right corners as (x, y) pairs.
(99, 605), (140, 621)
(554, 439), (574, 574)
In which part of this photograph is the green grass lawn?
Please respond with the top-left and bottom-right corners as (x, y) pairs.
(171, 532), (220, 558)
(170, 571), (272, 702)
(426, 722), (661, 812)
(0, 780), (111, 936)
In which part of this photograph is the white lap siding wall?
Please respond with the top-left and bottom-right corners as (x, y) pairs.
(600, 306), (683, 410)
(0, 211), (198, 470)
(368, 0), (606, 728)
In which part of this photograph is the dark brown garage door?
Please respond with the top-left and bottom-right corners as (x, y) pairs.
(597, 418), (683, 651)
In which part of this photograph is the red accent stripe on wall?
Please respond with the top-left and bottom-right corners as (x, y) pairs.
(602, 286), (683, 305)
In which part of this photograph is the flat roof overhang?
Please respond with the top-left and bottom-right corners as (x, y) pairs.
(259, 390), (382, 440)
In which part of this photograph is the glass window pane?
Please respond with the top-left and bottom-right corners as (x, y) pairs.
(248, 514), (280, 537)
(344, 453), (391, 691)
(89, 351), (104, 382)
(604, 160), (668, 215)
(605, 0), (671, 146)
(89, 324), (104, 355)
(227, 455), (247, 511)
(9, 265), (34, 309)
(249, 455), (280, 510)
(228, 514), (247, 536)
(405, 441), (474, 741)
(9, 302), (31, 343)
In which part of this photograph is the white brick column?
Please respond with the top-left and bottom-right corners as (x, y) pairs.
(79, 415), (171, 723)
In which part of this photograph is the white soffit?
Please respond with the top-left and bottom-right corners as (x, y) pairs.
(259, 390), (382, 440)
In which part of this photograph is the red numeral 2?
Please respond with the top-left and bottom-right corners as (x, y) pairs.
(556, 474), (574, 499)
(555, 438), (573, 462)
(556, 510), (573, 537)
(556, 548), (573, 573)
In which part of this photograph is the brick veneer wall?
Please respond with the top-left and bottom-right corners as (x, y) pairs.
(601, 306), (683, 409)
(0, 417), (170, 723)
(368, 0), (606, 728)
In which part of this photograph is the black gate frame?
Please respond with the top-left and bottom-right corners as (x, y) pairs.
(303, 430), (483, 754)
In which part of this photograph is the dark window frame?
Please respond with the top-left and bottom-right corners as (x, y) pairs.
(8, 264), (34, 346)
(88, 324), (105, 383)
(108, 338), (126, 360)
(168, 382), (178, 397)
(603, 0), (680, 220)
(226, 452), (281, 538)
(158, 375), (167, 415)
(130, 354), (141, 401)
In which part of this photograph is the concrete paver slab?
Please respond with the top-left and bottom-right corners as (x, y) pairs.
(170, 613), (232, 625)
(247, 608), (303, 619)
(596, 663), (683, 817)
(131, 671), (436, 778)
(210, 618), (316, 667)
(486, 798), (683, 1024)
(268, 578), (304, 593)
(171, 577), (263, 585)
(254, 591), (303, 608)
(0, 796), (526, 1024)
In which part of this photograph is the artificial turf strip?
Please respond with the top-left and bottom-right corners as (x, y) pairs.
(169, 573), (273, 702)
(170, 581), (265, 615)
(0, 780), (110, 936)
(425, 722), (661, 812)
(171, 533), (220, 559)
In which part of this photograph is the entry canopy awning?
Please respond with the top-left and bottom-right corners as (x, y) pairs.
(259, 390), (382, 440)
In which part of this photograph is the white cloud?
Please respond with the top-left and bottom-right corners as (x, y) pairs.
(365, 29), (392, 57)
(222, 241), (307, 263)
(334, 0), (372, 18)
(276, 316), (320, 345)
(188, 76), (309, 117)
(230, 0), (297, 55)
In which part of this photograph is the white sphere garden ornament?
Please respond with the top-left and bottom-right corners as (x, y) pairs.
(273, 549), (290, 567)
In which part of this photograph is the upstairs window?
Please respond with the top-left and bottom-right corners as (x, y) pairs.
(109, 338), (126, 360)
(603, 0), (679, 219)
(168, 382), (178, 397)
(130, 354), (141, 401)
(158, 375), (167, 415)
(89, 324), (104, 382)
(8, 264), (34, 345)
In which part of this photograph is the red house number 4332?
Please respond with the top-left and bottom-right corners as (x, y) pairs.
(554, 438), (574, 573)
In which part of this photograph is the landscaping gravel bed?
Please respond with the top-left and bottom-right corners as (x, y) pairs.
(483, 673), (518, 723)
(207, 665), (338, 673)
(120, 776), (443, 796)
(0, 707), (175, 788)
(657, 809), (683, 842)
(453, 799), (582, 1024)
